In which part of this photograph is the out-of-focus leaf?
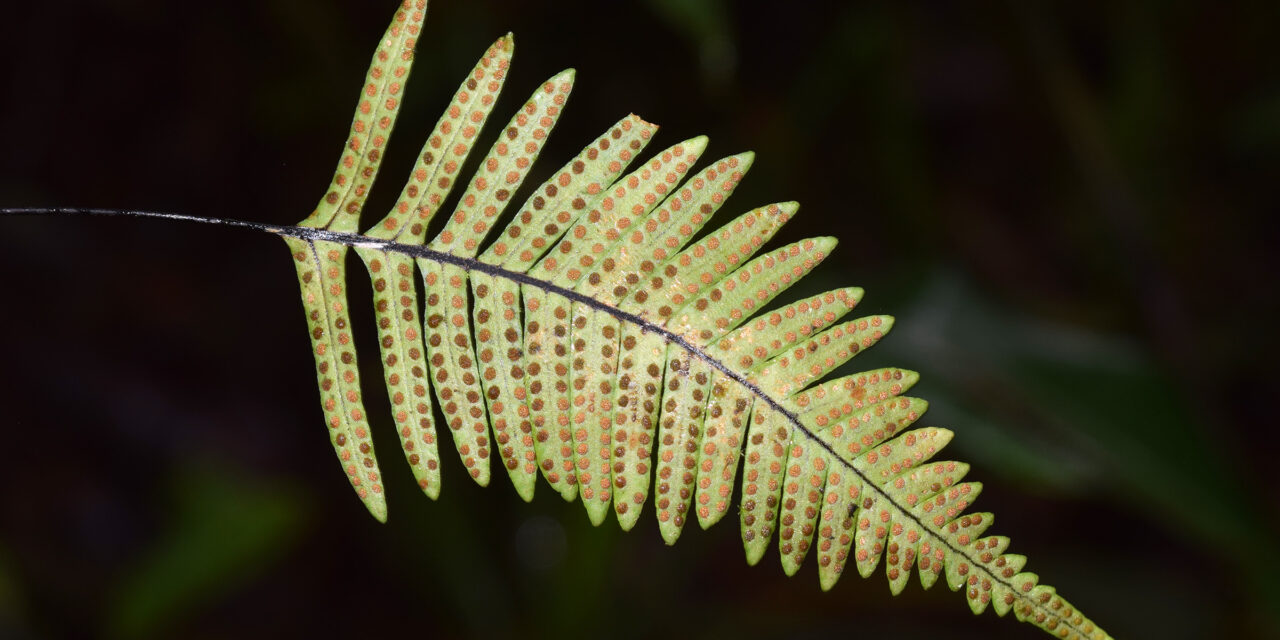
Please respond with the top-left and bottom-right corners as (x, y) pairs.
(108, 467), (306, 639)
(883, 270), (1278, 608)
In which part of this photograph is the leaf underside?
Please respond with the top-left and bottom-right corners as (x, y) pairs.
(285, 2), (1111, 638)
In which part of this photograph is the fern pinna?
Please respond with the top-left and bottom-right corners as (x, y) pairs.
(274, 1), (1106, 638)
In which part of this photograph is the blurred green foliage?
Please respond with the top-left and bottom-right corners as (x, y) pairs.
(107, 467), (305, 638)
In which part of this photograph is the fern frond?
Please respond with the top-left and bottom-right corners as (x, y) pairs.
(282, 2), (1112, 638)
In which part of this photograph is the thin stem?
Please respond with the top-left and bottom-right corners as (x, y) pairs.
(0, 206), (1078, 634)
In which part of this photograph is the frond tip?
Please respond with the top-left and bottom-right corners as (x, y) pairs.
(282, 2), (1112, 638)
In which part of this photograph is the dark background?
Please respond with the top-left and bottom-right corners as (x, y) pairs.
(1, 0), (1277, 638)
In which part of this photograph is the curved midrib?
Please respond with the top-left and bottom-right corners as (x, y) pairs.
(0, 207), (1085, 636)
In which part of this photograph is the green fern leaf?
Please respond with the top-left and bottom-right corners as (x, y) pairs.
(353, 33), (514, 500)
(276, 1), (1113, 638)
